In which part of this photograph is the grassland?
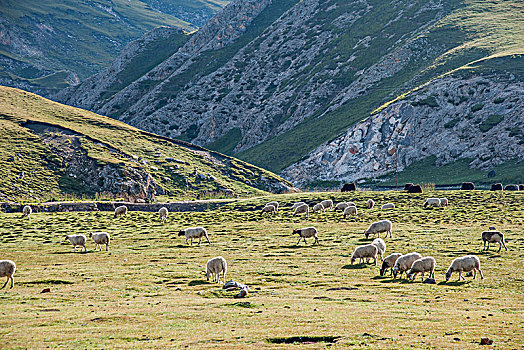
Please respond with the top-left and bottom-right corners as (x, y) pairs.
(0, 190), (523, 348)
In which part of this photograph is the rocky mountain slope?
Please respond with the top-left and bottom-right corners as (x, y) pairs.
(0, 86), (293, 203)
(0, 0), (229, 96)
(57, 0), (523, 184)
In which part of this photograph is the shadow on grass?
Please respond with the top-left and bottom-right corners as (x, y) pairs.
(379, 278), (411, 284)
(341, 264), (371, 269)
(371, 275), (390, 280)
(50, 250), (92, 255)
(188, 280), (211, 286)
(438, 281), (469, 286)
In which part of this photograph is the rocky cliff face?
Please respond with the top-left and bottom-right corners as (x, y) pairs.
(282, 74), (524, 185)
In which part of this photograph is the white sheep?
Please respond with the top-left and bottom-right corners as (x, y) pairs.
(364, 219), (392, 239)
(312, 203), (325, 213)
(335, 202), (350, 211)
(206, 256), (227, 284)
(261, 204), (277, 215)
(392, 252), (422, 278)
(291, 202), (306, 209)
(0, 260), (16, 289)
(320, 199), (333, 210)
(346, 202), (356, 207)
(159, 207), (168, 223)
(266, 201), (279, 212)
(343, 205), (357, 218)
(367, 199), (374, 209)
(445, 255), (484, 281)
(440, 198), (448, 206)
(292, 227), (319, 245)
(482, 231), (507, 252)
(350, 244), (378, 265)
(114, 205), (128, 218)
(380, 253), (402, 276)
(372, 238), (386, 261)
(90, 232), (110, 251)
(381, 203), (395, 209)
(64, 234), (87, 252)
(292, 203), (309, 217)
(178, 227), (211, 245)
(21, 205), (32, 218)
(424, 198), (441, 208)
(406, 256), (436, 281)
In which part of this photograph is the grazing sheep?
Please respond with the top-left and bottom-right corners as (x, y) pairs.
(21, 205), (32, 218)
(114, 205), (128, 218)
(392, 252), (422, 278)
(364, 219), (392, 239)
(491, 183), (503, 191)
(266, 201), (279, 212)
(292, 227), (319, 245)
(178, 227), (211, 245)
(380, 253), (402, 276)
(346, 202), (356, 207)
(445, 255), (483, 281)
(335, 202), (350, 211)
(440, 198), (448, 207)
(292, 203), (309, 217)
(424, 198), (441, 208)
(206, 256), (227, 284)
(407, 184), (423, 193)
(367, 199), (374, 209)
(406, 257), (436, 281)
(90, 232), (110, 251)
(519, 184), (524, 191)
(381, 203), (395, 209)
(504, 184), (519, 191)
(343, 205), (357, 218)
(291, 202), (306, 209)
(482, 231), (507, 252)
(351, 244), (378, 265)
(261, 204), (277, 215)
(404, 183), (414, 191)
(159, 207), (169, 223)
(372, 238), (386, 261)
(320, 199), (333, 210)
(312, 203), (325, 213)
(0, 260), (16, 289)
(64, 234), (87, 252)
(341, 183), (356, 192)
(461, 182), (475, 190)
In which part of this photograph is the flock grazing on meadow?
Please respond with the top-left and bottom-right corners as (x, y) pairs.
(1, 183), (514, 290)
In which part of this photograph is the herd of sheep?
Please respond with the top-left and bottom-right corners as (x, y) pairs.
(0, 196), (509, 290)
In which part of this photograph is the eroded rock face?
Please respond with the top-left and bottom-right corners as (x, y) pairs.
(282, 75), (524, 185)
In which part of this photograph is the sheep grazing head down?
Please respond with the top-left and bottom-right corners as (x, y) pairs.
(445, 268), (453, 282)
(292, 229), (301, 235)
(178, 230), (186, 236)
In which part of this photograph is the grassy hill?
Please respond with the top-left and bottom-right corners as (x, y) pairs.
(0, 86), (292, 203)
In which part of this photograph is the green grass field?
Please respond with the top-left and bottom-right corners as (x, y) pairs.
(1, 190), (523, 348)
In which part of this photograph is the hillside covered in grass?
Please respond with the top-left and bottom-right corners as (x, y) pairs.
(0, 86), (293, 203)
(58, 0), (523, 185)
(0, 0), (230, 95)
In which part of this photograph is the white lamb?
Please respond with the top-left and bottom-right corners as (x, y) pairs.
(292, 203), (309, 217)
(440, 198), (449, 206)
(114, 205), (128, 218)
(292, 227), (319, 245)
(266, 201), (279, 212)
(159, 207), (169, 223)
(90, 232), (110, 251)
(372, 238), (386, 261)
(64, 234), (87, 252)
(320, 199), (333, 210)
(367, 199), (374, 209)
(0, 260), (16, 289)
(364, 219), (392, 239)
(392, 252), (422, 278)
(381, 203), (395, 209)
(291, 202), (306, 209)
(445, 255), (484, 281)
(350, 244), (378, 265)
(261, 204), (277, 215)
(335, 202), (350, 211)
(380, 253), (402, 276)
(178, 227), (211, 245)
(206, 256), (227, 284)
(407, 256), (436, 281)
(21, 205), (32, 218)
(424, 198), (441, 208)
(343, 205), (357, 218)
(312, 203), (325, 213)
(482, 231), (507, 252)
